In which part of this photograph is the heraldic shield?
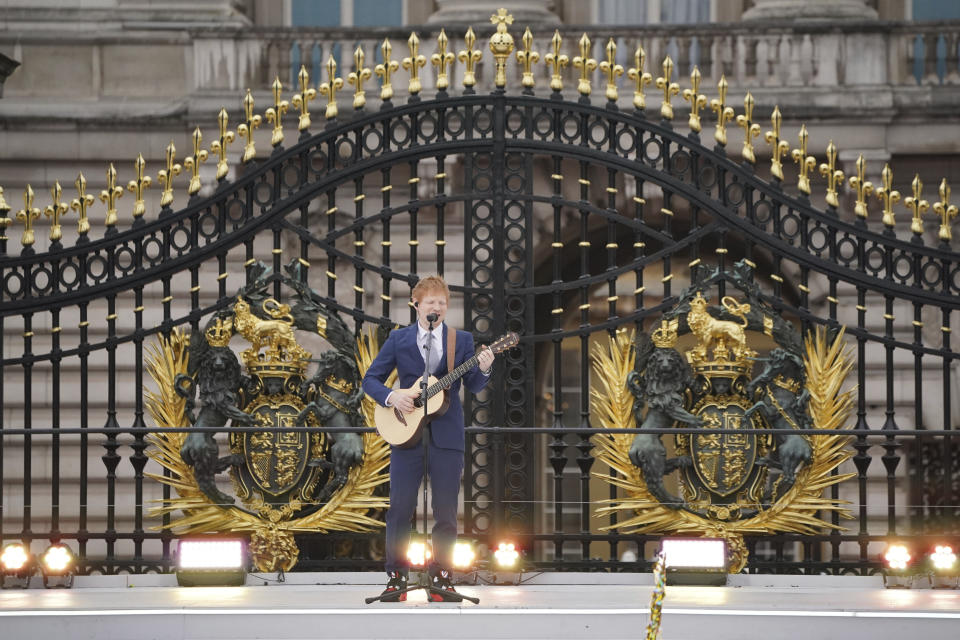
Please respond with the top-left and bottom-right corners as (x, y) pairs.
(591, 261), (857, 571)
(144, 262), (390, 572)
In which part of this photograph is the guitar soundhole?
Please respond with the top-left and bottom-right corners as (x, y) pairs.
(394, 407), (407, 426)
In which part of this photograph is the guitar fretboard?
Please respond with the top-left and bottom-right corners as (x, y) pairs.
(412, 353), (484, 407)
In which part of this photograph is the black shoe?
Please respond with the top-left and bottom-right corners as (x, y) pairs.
(429, 569), (460, 602)
(380, 570), (408, 602)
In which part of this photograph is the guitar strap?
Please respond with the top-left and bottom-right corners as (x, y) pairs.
(446, 326), (456, 388)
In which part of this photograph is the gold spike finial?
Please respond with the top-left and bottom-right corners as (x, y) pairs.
(292, 66), (317, 131)
(516, 27), (540, 90)
(15, 185), (41, 249)
(488, 9), (515, 89)
(157, 141), (182, 209)
(934, 178), (958, 243)
(402, 32), (427, 96)
(319, 55), (344, 118)
(573, 33), (597, 97)
(127, 154), (151, 220)
(183, 127), (209, 196)
(348, 45), (373, 109)
(375, 38), (401, 100)
(211, 108), (236, 181)
(818, 140), (845, 209)
(905, 174), (929, 237)
(544, 30), (569, 93)
(849, 154), (874, 221)
(265, 76), (289, 147)
(735, 92), (761, 163)
(763, 106), (789, 181)
(71, 173), (94, 237)
(655, 56), (680, 120)
(101, 163), (124, 229)
(709, 75), (735, 146)
(790, 124), (816, 194)
(599, 38), (623, 102)
(237, 89), (262, 163)
(876, 164), (901, 231)
(682, 66), (707, 133)
(626, 44), (652, 111)
(16, 185), (41, 249)
(457, 28), (482, 90)
(44, 181), (69, 244)
(432, 30), (456, 92)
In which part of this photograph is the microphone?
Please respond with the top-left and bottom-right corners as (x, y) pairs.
(426, 313), (438, 323)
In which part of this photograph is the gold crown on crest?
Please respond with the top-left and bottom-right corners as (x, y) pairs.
(242, 343), (310, 381)
(325, 375), (354, 394)
(205, 317), (233, 347)
(651, 318), (679, 348)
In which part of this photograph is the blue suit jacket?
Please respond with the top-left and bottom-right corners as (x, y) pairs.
(362, 323), (489, 451)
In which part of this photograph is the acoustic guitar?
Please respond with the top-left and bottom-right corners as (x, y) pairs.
(374, 332), (519, 447)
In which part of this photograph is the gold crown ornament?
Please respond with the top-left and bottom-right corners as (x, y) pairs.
(324, 375), (354, 394)
(651, 318), (679, 348)
(205, 317), (233, 347)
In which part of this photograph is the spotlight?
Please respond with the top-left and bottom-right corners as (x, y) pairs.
(493, 541), (520, 569)
(883, 542), (914, 589)
(659, 537), (728, 586)
(175, 538), (247, 587)
(929, 545), (959, 589)
(405, 537), (432, 569)
(1, 543), (34, 589)
(40, 543), (76, 588)
(452, 540), (477, 570)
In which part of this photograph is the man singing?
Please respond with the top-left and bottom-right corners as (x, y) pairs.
(362, 276), (495, 601)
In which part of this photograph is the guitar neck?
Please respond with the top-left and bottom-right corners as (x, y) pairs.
(423, 353), (482, 400)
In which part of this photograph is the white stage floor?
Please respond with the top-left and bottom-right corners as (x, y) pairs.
(1, 572), (958, 640)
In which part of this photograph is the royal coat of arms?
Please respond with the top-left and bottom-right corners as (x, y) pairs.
(144, 262), (390, 572)
(592, 261), (856, 571)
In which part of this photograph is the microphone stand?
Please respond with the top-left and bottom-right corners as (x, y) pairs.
(366, 315), (477, 605)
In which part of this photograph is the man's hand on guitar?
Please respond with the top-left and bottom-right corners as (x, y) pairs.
(477, 346), (494, 374)
(390, 387), (420, 413)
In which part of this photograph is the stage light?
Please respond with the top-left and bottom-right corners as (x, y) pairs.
(883, 542), (915, 588)
(175, 538), (247, 587)
(1, 543), (34, 589)
(493, 542), (520, 569)
(405, 538), (432, 568)
(452, 540), (477, 570)
(929, 545), (959, 589)
(885, 543), (911, 571)
(40, 543), (76, 588)
(659, 537), (728, 586)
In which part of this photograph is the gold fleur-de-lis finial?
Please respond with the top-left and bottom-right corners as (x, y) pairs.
(709, 74), (735, 146)
(934, 178), (958, 244)
(818, 140), (845, 209)
(101, 163), (124, 230)
(788, 124), (817, 195)
(375, 38), (401, 100)
(790, 124), (816, 194)
(292, 66), (317, 132)
(71, 172), (94, 238)
(237, 89), (262, 163)
(763, 106), (790, 181)
(264, 77), (289, 147)
(488, 9), (515, 89)
(572, 33), (597, 97)
(348, 45), (372, 109)
(16, 185), (42, 249)
(682, 66), (707, 133)
(626, 44), (652, 111)
(849, 154), (874, 221)
(516, 28), (540, 90)
(544, 30), (569, 92)
(735, 92), (761, 164)
(655, 56), (680, 120)
(127, 154), (151, 220)
(599, 38), (623, 102)
(402, 32), (427, 96)
(876, 164), (901, 231)
(432, 30), (456, 92)
(44, 181), (70, 245)
(319, 55), (344, 118)
(183, 127), (209, 196)
(457, 28), (482, 90)
(157, 141), (182, 209)
(905, 174), (929, 238)
(210, 108), (236, 181)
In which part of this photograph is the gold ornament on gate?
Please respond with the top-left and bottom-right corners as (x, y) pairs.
(489, 9), (515, 90)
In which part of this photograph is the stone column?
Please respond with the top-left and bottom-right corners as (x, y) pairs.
(427, 0), (560, 25)
(741, 0), (878, 21)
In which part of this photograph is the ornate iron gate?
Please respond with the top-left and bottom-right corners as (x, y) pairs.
(1, 15), (959, 574)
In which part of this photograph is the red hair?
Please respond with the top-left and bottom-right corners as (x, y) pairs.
(411, 275), (450, 302)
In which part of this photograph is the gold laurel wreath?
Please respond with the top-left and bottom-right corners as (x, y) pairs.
(144, 327), (391, 545)
(591, 325), (856, 561)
